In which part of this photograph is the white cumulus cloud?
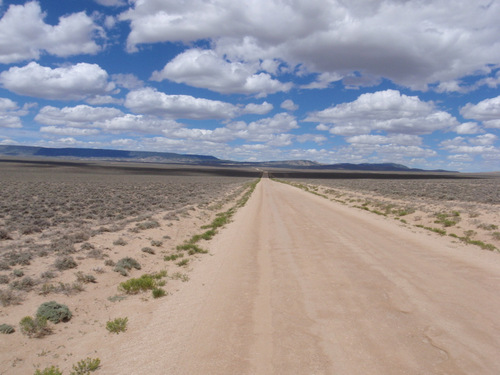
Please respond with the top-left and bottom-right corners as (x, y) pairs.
(119, 0), (500, 91)
(35, 105), (123, 127)
(0, 62), (116, 101)
(0, 97), (28, 128)
(460, 95), (500, 129)
(305, 89), (458, 135)
(281, 99), (298, 111)
(125, 87), (239, 120)
(0, 1), (103, 63)
(151, 49), (291, 97)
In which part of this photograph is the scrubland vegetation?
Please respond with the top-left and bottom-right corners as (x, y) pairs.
(0, 160), (257, 372)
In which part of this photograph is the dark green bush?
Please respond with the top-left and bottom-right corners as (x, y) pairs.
(152, 288), (166, 298)
(54, 255), (78, 271)
(0, 323), (15, 334)
(36, 301), (72, 323)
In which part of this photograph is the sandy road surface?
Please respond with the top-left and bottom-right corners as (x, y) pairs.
(112, 177), (500, 374)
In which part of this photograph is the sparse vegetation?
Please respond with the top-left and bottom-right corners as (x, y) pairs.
(150, 240), (163, 247)
(54, 255), (78, 271)
(176, 259), (189, 267)
(38, 282), (84, 296)
(12, 269), (24, 277)
(106, 317), (128, 333)
(19, 315), (52, 338)
(34, 366), (62, 375)
(0, 323), (15, 334)
(176, 243), (208, 255)
(75, 271), (97, 284)
(70, 357), (101, 375)
(10, 276), (38, 291)
(114, 257), (141, 276)
(0, 289), (23, 306)
(164, 253), (183, 262)
(37, 301), (72, 323)
(477, 223), (498, 231)
(135, 220), (160, 230)
(152, 287), (166, 298)
(141, 246), (155, 254)
(119, 271), (166, 294)
(434, 211), (461, 227)
(41, 271), (57, 279)
(113, 237), (128, 246)
(171, 272), (190, 282)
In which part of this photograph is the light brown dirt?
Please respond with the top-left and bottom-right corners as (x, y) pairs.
(114, 177), (500, 374)
(3, 177), (500, 374)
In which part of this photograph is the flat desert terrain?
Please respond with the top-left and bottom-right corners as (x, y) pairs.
(1, 161), (499, 374)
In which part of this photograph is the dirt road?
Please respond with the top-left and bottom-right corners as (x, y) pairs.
(113, 177), (500, 374)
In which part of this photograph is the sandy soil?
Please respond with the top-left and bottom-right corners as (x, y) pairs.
(2, 177), (500, 374)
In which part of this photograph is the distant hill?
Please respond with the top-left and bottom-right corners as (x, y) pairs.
(0, 145), (219, 164)
(0, 145), (456, 172)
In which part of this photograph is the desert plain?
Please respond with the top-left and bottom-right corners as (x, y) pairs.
(0, 159), (499, 374)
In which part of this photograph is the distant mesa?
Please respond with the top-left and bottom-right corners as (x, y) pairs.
(0, 145), (455, 173)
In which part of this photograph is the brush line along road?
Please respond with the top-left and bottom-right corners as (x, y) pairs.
(115, 177), (500, 374)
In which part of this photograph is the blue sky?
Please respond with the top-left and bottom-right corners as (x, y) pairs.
(0, 0), (499, 172)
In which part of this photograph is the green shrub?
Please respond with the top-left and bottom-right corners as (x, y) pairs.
(434, 211), (460, 227)
(10, 276), (38, 291)
(136, 220), (160, 230)
(114, 257), (141, 272)
(12, 269), (24, 277)
(176, 259), (189, 267)
(113, 238), (127, 246)
(0, 289), (23, 307)
(34, 366), (62, 375)
(114, 266), (128, 276)
(119, 272), (166, 294)
(171, 272), (189, 282)
(70, 357), (101, 375)
(152, 288), (166, 298)
(0, 275), (9, 284)
(54, 255), (78, 271)
(119, 274), (155, 294)
(41, 271), (56, 279)
(176, 243), (207, 255)
(0, 323), (15, 334)
(141, 247), (155, 255)
(106, 317), (127, 333)
(75, 272), (96, 284)
(164, 253), (183, 261)
(150, 240), (163, 247)
(37, 301), (72, 323)
(20, 315), (52, 338)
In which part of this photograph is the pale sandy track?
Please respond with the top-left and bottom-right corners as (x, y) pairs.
(111, 177), (500, 374)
